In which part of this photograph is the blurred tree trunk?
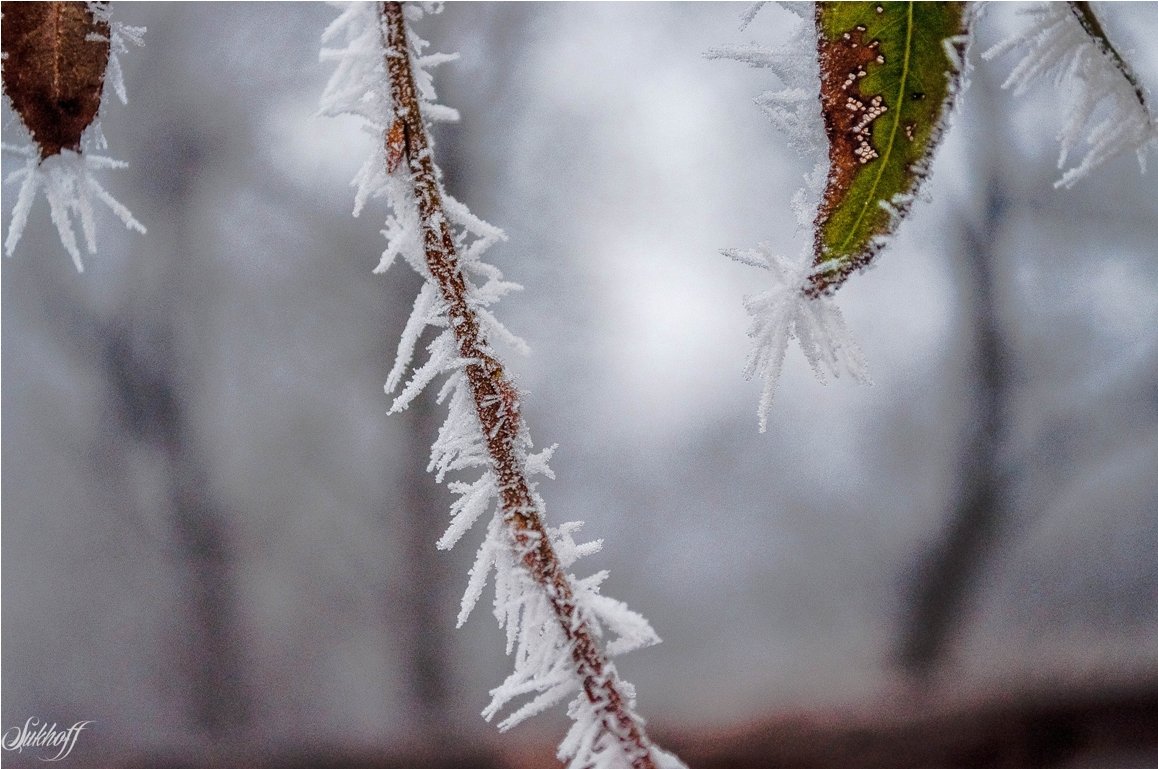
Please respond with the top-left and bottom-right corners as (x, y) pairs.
(94, 118), (250, 732)
(101, 316), (249, 733)
(895, 70), (1014, 678)
(20, 253), (252, 734)
(896, 184), (1011, 677)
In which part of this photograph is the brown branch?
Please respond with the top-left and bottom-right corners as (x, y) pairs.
(1067, 1), (1149, 114)
(378, 4), (662, 767)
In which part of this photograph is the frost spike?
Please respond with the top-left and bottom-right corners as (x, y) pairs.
(983, 2), (1157, 188)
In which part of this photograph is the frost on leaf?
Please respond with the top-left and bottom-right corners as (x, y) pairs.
(89, 2), (147, 108)
(1, 2), (108, 158)
(711, 3), (880, 427)
(1, 1), (146, 270)
(705, 4), (823, 156)
(984, 2), (1157, 189)
(3, 144), (146, 272)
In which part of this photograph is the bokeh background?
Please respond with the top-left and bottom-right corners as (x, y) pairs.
(3, 3), (1157, 767)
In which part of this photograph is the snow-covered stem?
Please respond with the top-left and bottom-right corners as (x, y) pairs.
(378, 4), (662, 767)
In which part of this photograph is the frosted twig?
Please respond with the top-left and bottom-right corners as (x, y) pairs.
(322, 4), (681, 767)
(379, 9), (665, 765)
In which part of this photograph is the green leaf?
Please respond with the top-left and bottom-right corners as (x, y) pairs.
(809, 1), (969, 297)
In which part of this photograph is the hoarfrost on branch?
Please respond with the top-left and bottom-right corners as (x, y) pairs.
(320, 5), (678, 767)
(984, 2), (1157, 188)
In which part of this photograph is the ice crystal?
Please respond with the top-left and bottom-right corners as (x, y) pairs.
(725, 241), (870, 433)
(712, 4), (871, 427)
(468, 516), (661, 737)
(2, 142), (145, 272)
(320, 6), (672, 765)
(2, 1), (145, 270)
(705, 4), (822, 156)
(87, 1), (147, 106)
(984, 2), (1157, 188)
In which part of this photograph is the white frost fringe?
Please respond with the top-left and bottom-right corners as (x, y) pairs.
(725, 239), (870, 434)
(712, 3), (871, 429)
(984, 2), (1157, 189)
(705, 2), (820, 157)
(320, 6), (674, 767)
(1, 1), (146, 271)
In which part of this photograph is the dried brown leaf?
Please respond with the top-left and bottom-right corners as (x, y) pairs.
(1, 1), (110, 158)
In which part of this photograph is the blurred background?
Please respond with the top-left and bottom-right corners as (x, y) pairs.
(2, 3), (1156, 768)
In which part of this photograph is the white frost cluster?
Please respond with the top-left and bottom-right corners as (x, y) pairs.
(724, 236), (870, 434)
(983, 2), (1157, 189)
(320, 6), (672, 766)
(2, 1), (146, 271)
(711, 3), (870, 429)
(705, 2), (822, 157)
(88, 1), (148, 107)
